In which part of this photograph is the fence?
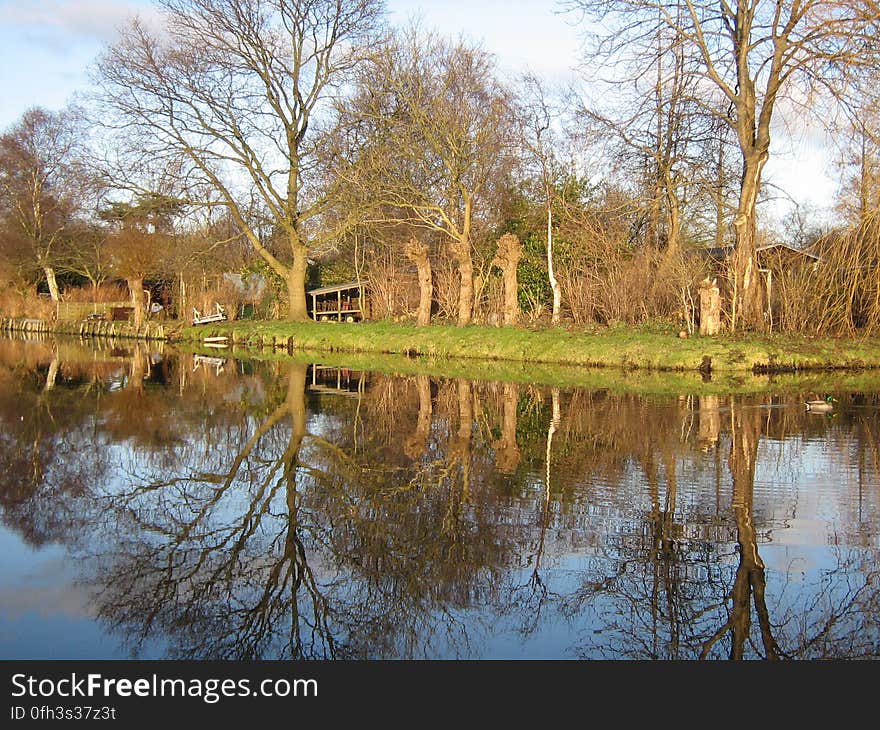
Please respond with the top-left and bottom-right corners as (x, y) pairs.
(56, 300), (132, 322)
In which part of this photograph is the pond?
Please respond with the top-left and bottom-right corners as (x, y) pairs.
(0, 334), (878, 660)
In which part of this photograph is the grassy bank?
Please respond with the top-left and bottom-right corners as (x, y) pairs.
(175, 319), (880, 374)
(176, 344), (880, 398)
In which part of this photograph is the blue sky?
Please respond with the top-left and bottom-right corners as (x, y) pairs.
(0, 0), (837, 221)
(0, 0), (581, 129)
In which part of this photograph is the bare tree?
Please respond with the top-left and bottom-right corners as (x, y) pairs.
(94, 0), (385, 321)
(0, 107), (87, 302)
(518, 75), (564, 324)
(100, 195), (177, 328)
(567, 1), (880, 330)
(833, 96), (880, 226)
(61, 223), (114, 296)
(338, 28), (517, 326)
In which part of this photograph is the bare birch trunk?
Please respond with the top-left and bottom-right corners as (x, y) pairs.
(547, 205), (561, 324)
(44, 356), (59, 391)
(43, 266), (61, 303)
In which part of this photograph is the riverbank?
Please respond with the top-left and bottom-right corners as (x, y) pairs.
(174, 319), (880, 373)
(1, 316), (179, 341)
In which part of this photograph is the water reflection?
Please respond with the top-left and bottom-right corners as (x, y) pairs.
(0, 335), (879, 659)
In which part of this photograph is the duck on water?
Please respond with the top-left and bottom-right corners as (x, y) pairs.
(805, 395), (837, 413)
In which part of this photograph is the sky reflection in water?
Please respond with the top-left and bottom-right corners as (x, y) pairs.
(0, 335), (878, 660)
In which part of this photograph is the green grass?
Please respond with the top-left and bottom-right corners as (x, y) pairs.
(176, 342), (880, 397)
(175, 318), (880, 376)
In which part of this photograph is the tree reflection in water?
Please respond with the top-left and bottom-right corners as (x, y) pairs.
(0, 336), (879, 659)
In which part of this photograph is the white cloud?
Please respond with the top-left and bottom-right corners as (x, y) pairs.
(387, 0), (581, 84)
(1, 0), (155, 44)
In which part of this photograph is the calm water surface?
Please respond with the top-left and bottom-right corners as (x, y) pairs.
(1, 335), (879, 660)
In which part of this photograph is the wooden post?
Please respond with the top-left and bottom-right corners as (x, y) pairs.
(699, 277), (721, 336)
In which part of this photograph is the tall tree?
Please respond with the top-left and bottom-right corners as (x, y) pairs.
(0, 107), (86, 302)
(95, 0), (385, 321)
(337, 29), (517, 326)
(833, 98), (880, 226)
(518, 75), (564, 324)
(567, 1), (880, 330)
(100, 195), (178, 328)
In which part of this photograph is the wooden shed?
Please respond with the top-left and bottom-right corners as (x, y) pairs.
(307, 280), (370, 322)
(695, 242), (823, 329)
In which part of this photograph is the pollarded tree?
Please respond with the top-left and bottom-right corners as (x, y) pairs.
(0, 107), (87, 303)
(337, 29), (518, 326)
(567, 1), (880, 330)
(404, 237), (433, 327)
(491, 233), (523, 326)
(95, 0), (385, 321)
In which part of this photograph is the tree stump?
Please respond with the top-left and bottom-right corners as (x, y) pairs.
(491, 233), (523, 326)
(699, 277), (721, 336)
(404, 237), (433, 327)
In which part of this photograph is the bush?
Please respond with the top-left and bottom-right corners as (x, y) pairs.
(0, 288), (55, 320)
(61, 282), (129, 303)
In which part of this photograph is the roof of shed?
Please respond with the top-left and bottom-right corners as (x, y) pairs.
(307, 280), (368, 295)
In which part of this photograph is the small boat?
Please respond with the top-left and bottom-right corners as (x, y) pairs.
(805, 395), (836, 412)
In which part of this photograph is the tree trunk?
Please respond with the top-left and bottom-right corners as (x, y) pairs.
(699, 278), (721, 336)
(451, 238), (473, 327)
(492, 382), (520, 474)
(547, 205), (561, 324)
(715, 135), (727, 251)
(127, 344), (146, 393)
(178, 273), (187, 322)
(285, 244), (310, 322)
(127, 277), (145, 329)
(404, 238), (433, 326)
(453, 378), (473, 505)
(43, 266), (61, 303)
(731, 155), (768, 331)
(491, 233), (523, 326)
(664, 181), (681, 259)
(697, 395), (721, 451)
(285, 362), (308, 445)
(44, 356), (59, 391)
(727, 399), (781, 660)
(405, 375), (433, 459)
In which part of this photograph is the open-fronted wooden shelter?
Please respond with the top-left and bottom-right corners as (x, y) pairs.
(307, 280), (369, 322)
(694, 242), (824, 330)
